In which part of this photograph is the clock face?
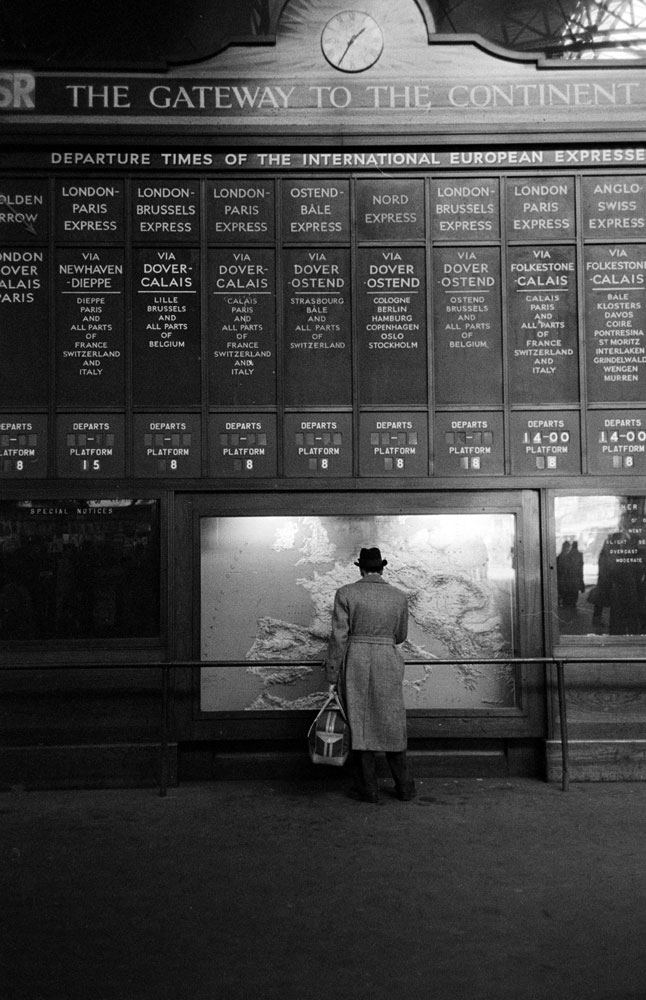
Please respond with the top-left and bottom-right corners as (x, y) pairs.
(321, 10), (384, 73)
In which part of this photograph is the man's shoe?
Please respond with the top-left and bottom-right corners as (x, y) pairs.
(395, 781), (417, 801)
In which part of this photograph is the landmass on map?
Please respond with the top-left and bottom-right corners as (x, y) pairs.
(237, 516), (513, 710)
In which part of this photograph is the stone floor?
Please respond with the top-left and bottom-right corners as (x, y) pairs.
(2, 776), (646, 1000)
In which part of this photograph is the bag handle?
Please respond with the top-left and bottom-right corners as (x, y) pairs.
(312, 688), (348, 724)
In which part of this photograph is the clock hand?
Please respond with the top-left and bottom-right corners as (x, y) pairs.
(338, 25), (367, 65)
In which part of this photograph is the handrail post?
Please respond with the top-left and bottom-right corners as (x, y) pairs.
(556, 659), (569, 792)
(159, 662), (169, 798)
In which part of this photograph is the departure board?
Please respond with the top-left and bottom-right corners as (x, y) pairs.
(209, 413), (277, 478)
(587, 409), (646, 474)
(55, 179), (125, 243)
(431, 178), (500, 242)
(3, 148), (646, 480)
(433, 246), (502, 404)
(434, 412), (504, 476)
(0, 248), (49, 406)
(356, 178), (425, 242)
(56, 248), (125, 407)
(359, 413), (428, 477)
(283, 248), (351, 405)
(356, 247), (427, 405)
(207, 248), (276, 406)
(56, 414), (125, 478)
(0, 414), (47, 477)
(584, 244), (646, 402)
(132, 247), (201, 406)
(132, 414), (201, 477)
(507, 246), (578, 404)
(284, 412), (353, 477)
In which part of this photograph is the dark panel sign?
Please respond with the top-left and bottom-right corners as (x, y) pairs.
(584, 244), (646, 403)
(510, 411), (580, 474)
(207, 249), (276, 406)
(131, 180), (199, 242)
(0, 498), (159, 640)
(0, 247), (49, 406)
(507, 246), (578, 404)
(283, 412), (352, 477)
(133, 413), (201, 477)
(431, 178), (499, 241)
(359, 412), (428, 477)
(587, 410), (646, 474)
(55, 179), (124, 242)
(0, 414), (47, 477)
(356, 178), (425, 242)
(357, 247), (426, 404)
(0, 179), (48, 243)
(132, 248), (201, 405)
(208, 413), (277, 478)
(434, 411), (504, 476)
(56, 249), (125, 407)
(281, 179), (350, 242)
(433, 246), (502, 404)
(505, 177), (575, 240)
(283, 248), (351, 405)
(56, 414), (125, 477)
(582, 175), (646, 239)
(206, 179), (275, 243)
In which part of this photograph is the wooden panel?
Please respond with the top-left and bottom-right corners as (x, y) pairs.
(0, 248), (49, 406)
(433, 245), (502, 404)
(132, 247), (201, 406)
(55, 248), (125, 407)
(0, 414), (48, 477)
(55, 179), (124, 242)
(356, 177), (425, 242)
(507, 245), (578, 404)
(547, 740), (646, 782)
(584, 244), (646, 404)
(434, 411), (504, 476)
(283, 412), (352, 476)
(431, 178), (499, 242)
(56, 414), (125, 477)
(356, 246), (427, 405)
(208, 413), (277, 478)
(282, 247), (351, 405)
(207, 247), (276, 406)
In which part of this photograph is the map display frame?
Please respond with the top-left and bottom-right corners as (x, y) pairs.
(200, 512), (518, 712)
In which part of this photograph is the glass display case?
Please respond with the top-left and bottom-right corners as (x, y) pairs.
(0, 499), (160, 641)
(554, 494), (646, 638)
(200, 512), (518, 711)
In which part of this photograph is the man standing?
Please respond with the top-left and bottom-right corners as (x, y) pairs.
(324, 547), (415, 803)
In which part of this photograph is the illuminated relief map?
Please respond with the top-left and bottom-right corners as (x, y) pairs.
(200, 514), (517, 711)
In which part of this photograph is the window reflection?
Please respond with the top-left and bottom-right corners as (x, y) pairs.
(555, 495), (646, 636)
(0, 500), (160, 641)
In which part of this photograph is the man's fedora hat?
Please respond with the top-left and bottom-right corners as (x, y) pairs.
(355, 547), (388, 570)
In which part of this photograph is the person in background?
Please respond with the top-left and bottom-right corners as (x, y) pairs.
(324, 547), (415, 804)
(558, 539), (585, 611)
(556, 540), (571, 607)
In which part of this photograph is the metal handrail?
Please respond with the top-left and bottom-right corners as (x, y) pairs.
(1, 655), (639, 795)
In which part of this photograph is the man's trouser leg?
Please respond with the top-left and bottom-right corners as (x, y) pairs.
(352, 750), (379, 801)
(386, 751), (417, 800)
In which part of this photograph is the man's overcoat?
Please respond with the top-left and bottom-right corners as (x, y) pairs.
(325, 574), (408, 751)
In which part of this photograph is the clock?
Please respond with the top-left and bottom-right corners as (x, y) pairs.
(321, 10), (384, 73)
